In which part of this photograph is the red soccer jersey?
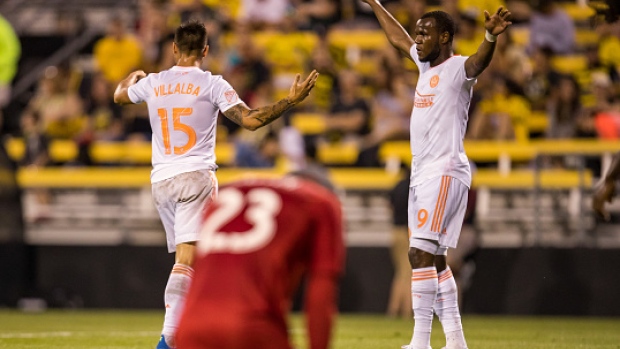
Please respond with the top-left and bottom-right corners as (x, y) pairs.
(176, 176), (344, 349)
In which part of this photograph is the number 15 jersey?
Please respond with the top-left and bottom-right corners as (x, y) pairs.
(128, 66), (243, 183)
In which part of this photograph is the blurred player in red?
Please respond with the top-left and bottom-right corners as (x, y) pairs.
(176, 173), (344, 349)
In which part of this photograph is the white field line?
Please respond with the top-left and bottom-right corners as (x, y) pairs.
(0, 331), (159, 339)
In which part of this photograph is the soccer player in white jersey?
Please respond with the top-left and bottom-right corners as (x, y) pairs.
(362, 1), (511, 349)
(113, 20), (318, 349)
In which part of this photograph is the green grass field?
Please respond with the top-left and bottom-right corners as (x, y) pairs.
(0, 310), (619, 349)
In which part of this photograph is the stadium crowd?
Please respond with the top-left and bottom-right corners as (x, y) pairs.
(4, 0), (620, 172)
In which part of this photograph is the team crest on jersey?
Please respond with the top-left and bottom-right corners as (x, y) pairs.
(430, 75), (439, 88)
(224, 90), (238, 103)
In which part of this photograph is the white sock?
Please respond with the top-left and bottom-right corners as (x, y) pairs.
(162, 263), (194, 346)
(409, 267), (438, 349)
(435, 267), (467, 349)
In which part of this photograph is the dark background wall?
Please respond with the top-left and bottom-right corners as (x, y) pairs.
(2, 245), (620, 315)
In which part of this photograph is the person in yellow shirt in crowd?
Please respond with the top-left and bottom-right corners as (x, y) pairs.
(0, 14), (20, 122)
(467, 76), (530, 142)
(93, 18), (143, 84)
(596, 20), (620, 72)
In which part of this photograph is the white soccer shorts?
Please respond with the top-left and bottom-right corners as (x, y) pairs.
(152, 169), (218, 253)
(408, 175), (468, 252)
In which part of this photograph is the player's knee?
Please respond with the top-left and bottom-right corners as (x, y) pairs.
(408, 247), (435, 268)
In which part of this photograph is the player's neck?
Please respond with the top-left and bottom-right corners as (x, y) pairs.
(176, 55), (203, 68)
(429, 50), (454, 67)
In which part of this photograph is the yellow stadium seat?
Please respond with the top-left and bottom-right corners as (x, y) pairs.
(317, 142), (359, 165)
(551, 55), (588, 74)
(559, 3), (596, 22)
(473, 168), (592, 189)
(291, 113), (326, 135)
(5, 137), (25, 161)
(527, 110), (549, 134)
(509, 26), (530, 47)
(49, 140), (78, 163)
(215, 142), (236, 166)
(575, 29), (599, 48)
(327, 30), (387, 50)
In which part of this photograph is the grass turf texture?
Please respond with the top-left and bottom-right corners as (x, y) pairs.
(0, 310), (619, 348)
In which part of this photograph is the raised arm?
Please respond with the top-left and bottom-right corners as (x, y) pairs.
(464, 7), (512, 78)
(592, 151), (620, 220)
(113, 70), (146, 104)
(223, 70), (318, 131)
(361, 0), (415, 57)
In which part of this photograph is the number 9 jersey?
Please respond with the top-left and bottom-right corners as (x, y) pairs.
(128, 66), (243, 183)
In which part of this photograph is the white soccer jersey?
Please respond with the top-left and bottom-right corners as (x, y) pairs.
(408, 45), (476, 188)
(128, 66), (243, 183)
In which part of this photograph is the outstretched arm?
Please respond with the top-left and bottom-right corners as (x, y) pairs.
(361, 0), (415, 57)
(305, 272), (339, 349)
(464, 7), (512, 78)
(113, 70), (146, 104)
(592, 152), (620, 220)
(223, 70), (319, 131)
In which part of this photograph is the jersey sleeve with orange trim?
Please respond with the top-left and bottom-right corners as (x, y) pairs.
(210, 76), (244, 112)
(128, 74), (153, 104)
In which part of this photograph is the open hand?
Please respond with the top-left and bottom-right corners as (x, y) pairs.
(484, 7), (512, 36)
(288, 70), (319, 104)
(592, 181), (616, 221)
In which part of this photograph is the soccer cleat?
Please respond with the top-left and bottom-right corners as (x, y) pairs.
(401, 346), (432, 349)
(156, 334), (175, 349)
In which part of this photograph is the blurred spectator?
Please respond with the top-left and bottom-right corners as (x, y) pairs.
(523, 47), (562, 111)
(325, 69), (371, 143)
(19, 113), (49, 168)
(594, 101), (620, 139)
(293, 0), (341, 31)
(93, 18), (143, 84)
(240, 0), (291, 30)
(401, 0), (427, 32)
(546, 75), (583, 139)
(527, 0), (575, 55)
(21, 66), (84, 141)
(387, 168), (412, 319)
(591, 72), (620, 139)
(596, 20), (620, 74)
(467, 76), (530, 141)
(454, 11), (484, 56)
(357, 70), (412, 167)
(20, 112), (52, 221)
(486, 29), (531, 94)
(222, 28), (273, 135)
(83, 74), (124, 142)
(505, 0), (532, 25)
(235, 131), (280, 167)
(345, 0), (403, 27)
(457, 0), (505, 22)
(306, 35), (339, 113)
(0, 14), (20, 125)
(136, 0), (170, 72)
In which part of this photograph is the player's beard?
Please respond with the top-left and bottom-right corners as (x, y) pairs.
(419, 45), (441, 63)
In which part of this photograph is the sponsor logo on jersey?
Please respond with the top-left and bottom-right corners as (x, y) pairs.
(414, 90), (434, 108)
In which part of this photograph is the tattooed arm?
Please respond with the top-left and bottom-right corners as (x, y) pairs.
(223, 70), (319, 131)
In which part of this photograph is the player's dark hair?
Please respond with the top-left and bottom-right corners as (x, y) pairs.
(174, 20), (208, 56)
(421, 11), (456, 43)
